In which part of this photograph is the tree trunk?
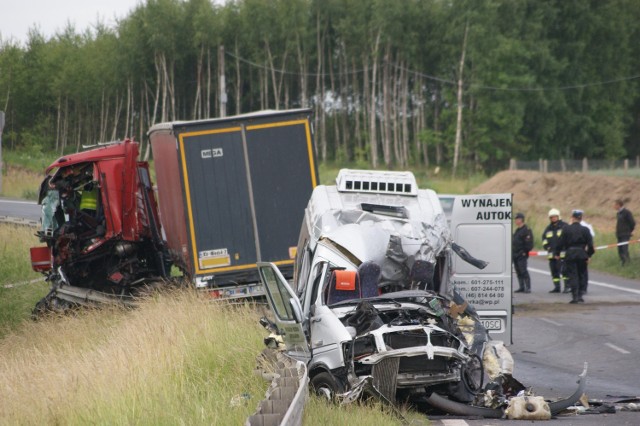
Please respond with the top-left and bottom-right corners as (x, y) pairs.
(168, 57), (176, 121)
(56, 96), (61, 152)
(194, 44), (204, 120)
(369, 31), (381, 168)
(382, 43), (392, 167)
(453, 22), (469, 178)
(296, 34), (307, 108)
(235, 41), (241, 115)
(328, 48), (339, 158)
(125, 80), (132, 138)
(111, 92), (122, 141)
(219, 45), (226, 117)
(401, 62), (409, 168)
(434, 86), (442, 165)
(353, 59), (362, 154)
(63, 96), (69, 154)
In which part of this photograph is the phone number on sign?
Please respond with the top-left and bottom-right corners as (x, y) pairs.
(469, 286), (505, 292)
(465, 292), (505, 299)
(470, 279), (504, 286)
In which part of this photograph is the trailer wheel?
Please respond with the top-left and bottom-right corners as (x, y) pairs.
(310, 372), (341, 400)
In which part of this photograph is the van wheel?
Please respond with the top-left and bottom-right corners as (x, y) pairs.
(310, 372), (341, 400)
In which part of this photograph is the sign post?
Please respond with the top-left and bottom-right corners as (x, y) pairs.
(0, 111), (4, 194)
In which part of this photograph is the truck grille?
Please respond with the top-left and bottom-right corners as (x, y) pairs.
(383, 329), (452, 350)
(398, 355), (448, 373)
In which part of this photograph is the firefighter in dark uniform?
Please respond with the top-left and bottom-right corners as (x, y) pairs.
(542, 208), (568, 293)
(513, 212), (534, 293)
(555, 210), (595, 304)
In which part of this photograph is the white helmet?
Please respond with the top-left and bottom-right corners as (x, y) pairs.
(548, 208), (560, 218)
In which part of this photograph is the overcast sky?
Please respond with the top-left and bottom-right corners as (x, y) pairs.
(0, 0), (142, 45)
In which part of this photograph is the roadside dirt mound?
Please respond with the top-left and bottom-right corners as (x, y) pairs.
(472, 170), (640, 233)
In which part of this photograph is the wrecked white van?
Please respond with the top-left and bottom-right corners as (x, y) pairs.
(258, 169), (521, 406)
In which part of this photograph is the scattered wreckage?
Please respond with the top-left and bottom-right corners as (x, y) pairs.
(258, 169), (588, 418)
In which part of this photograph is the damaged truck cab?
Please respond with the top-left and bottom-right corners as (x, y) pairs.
(259, 169), (514, 404)
(30, 140), (168, 313)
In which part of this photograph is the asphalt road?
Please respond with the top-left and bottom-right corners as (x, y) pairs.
(0, 197), (41, 223)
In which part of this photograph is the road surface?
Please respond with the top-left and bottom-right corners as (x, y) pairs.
(0, 197), (41, 224)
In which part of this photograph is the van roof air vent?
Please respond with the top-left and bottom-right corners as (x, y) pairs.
(336, 169), (418, 196)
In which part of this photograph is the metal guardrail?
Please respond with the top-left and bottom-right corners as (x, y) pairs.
(247, 348), (308, 426)
(0, 215), (39, 227)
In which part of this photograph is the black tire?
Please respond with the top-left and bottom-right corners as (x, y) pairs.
(31, 288), (57, 320)
(446, 354), (484, 403)
(310, 372), (341, 400)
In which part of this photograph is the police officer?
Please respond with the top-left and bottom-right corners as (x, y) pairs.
(542, 208), (568, 293)
(555, 210), (595, 304)
(513, 212), (534, 293)
(614, 199), (635, 266)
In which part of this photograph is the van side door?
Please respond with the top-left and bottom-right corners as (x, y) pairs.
(257, 262), (311, 362)
(444, 194), (513, 344)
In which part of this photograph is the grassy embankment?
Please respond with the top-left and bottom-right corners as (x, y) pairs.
(0, 224), (48, 334)
(0, 223), (409, 425)
(0, 149), (51, 200)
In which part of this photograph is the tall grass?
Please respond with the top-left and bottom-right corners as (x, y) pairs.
(0, 290), (269, 425)
(0, 165), (43, 199)
(1, 148), (55, 199)
(0, 224), (49, 336)
(0, 289), (417, 425)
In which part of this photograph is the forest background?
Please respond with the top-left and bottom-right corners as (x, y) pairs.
(1, 0), (639, 175)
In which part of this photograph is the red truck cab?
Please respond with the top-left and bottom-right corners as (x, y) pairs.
(30, 140), (168, 313)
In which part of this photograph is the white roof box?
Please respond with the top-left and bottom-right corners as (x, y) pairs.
(335, 169), (418, 196)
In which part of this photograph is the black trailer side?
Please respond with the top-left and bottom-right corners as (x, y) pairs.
(149, 109), (318, 296)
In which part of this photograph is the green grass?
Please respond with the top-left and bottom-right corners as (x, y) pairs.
(588, 233), (640, 280)
(2, 148), (58, 173)
(0, 149), (57, 199)
(303, 397), (427, 425)
(0, 224), (49, 336)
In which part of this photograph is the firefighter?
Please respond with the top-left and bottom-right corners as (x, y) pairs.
(513, 212), (534, 293)
(555, 210), (595, 304)
(542, 208), (568, 293)
(79, 183), (98, 214)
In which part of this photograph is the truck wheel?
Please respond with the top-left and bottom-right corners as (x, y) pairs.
(310, 372), (341, 400)
(31, 289), (56, 320)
